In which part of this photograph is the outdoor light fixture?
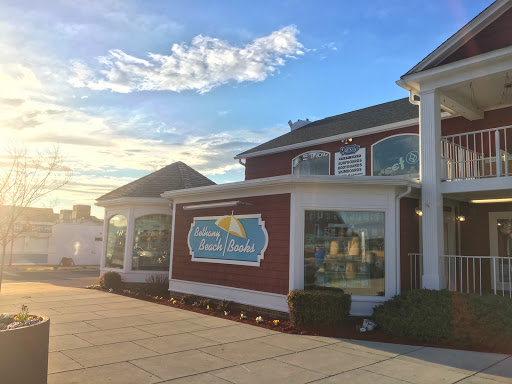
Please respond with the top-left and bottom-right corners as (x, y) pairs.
(341, 137), (353, 145)
(182, 201), (252, 210)
(415, 208), (423, 216)
(470, 198), (512, 204)
(456, 215), (466, 222)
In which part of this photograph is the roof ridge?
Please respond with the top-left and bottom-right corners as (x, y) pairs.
(236, 98), (416, 158)
(177, 161), (193, 188)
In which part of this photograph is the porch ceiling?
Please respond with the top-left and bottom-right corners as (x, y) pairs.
(440, 69), (512, 114)
(442, 185), (512, 202)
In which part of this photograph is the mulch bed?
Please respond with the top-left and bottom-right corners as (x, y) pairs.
(88, 287), (512, 355)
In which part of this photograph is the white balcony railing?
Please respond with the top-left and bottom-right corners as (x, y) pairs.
(407, 253), (512, 297)
(408, 253), (423, 291)
(441, 125), (512, 181)
(445, 255), (512, 297)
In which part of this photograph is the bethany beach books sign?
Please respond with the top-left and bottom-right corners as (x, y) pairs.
(188, 214), (269, 266)
(335, 144), (366, 176)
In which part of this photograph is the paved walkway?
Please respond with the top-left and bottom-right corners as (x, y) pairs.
(1, 282), (511, 383)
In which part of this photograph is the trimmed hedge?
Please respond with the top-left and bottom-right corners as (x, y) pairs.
(372, 289), (453, 344)
(99, 271), (123, 292)
(373, 289), (512, 347)
(287, 289), (351, 326)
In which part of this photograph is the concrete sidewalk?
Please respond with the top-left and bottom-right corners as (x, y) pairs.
(1, 283), (511, 384)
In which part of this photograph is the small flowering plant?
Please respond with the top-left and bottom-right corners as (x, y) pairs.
(240, 311), (247, 320)
(224, 311), (230, 316)
(255, 316), (264, 324)
(2, 305), (43, 331)
(273, 319), (280, 326)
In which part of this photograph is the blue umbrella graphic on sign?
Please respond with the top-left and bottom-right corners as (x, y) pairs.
(215, 214), (246, 256)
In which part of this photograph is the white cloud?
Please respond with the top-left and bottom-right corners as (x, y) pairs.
(0, 63), (288, 216)
(80, 95), (88, 99)
(70, 26), (304, 94)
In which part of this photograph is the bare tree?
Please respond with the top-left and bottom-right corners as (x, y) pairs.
(0, 143), (72, 291)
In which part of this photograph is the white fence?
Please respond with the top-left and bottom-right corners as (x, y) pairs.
(408, 253), (423, 291)
(408, 253), (512, 296)
(445, 255), (512, 297)
(441, 125), (511, 181)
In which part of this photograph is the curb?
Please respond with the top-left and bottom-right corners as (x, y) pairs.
(8, 266), (100, 272)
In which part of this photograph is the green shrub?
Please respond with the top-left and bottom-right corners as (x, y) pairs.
(217, 300), (232, 312)
(287, 289), (351, 326)
(451, 293), (512, 346)
(99, 271), (123, 292)
(144, 275), (169, 296)
(373, 290), (512, 347)
(181, 294), (198, 305)
(372, 289), (453, 344)
(465, 294), (512, 336)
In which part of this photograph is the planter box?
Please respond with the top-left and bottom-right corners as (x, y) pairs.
(0, 316), (50, 384)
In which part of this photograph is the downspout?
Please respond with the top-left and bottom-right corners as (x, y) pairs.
(395, 185), (412, 295)
(238, 158), (246, 167)
(408, 90), (420, 106)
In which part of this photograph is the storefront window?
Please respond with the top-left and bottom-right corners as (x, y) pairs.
(372, 134), (419, 178)
(304, 210), (385, 296)
(105, 215), (127, 269)
(132, 214), (172, 271)
(292, 151), (330, 175)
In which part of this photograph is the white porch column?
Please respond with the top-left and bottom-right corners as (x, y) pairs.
(124, 207), (135, 273)
(419, 89), (445, 289)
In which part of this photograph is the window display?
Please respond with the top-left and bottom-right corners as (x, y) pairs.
(304, 210), (385, 296)
(132, 214), (172, 271)
(105, 215), (127, 269)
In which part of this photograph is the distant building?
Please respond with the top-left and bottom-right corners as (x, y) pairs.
(2, 204), (103, 265)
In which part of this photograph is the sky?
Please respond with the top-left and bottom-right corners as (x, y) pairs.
(0, 0), (494, 218)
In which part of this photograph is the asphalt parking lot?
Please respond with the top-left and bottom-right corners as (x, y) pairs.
(2, 268), (100, 287)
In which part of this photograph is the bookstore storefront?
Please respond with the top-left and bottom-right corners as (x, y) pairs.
(163, 176), (419, 316)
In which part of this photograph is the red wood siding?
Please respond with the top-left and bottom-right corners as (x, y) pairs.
(244, 105), (512, 180)
(456, 202), (512, 293)
(245, 125), (420, 180)
(438, 8), (512, 67)
(460, 202), (512, 257)
(172, 194), (291, 295)
(441, 105), (512, 135)
(399, 197), (420, 292)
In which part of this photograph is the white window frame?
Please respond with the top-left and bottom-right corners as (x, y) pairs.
(291, 150), (331, 176)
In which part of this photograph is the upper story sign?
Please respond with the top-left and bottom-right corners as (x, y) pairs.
(335, 145), (366, 176)
(188, 214), (268, 266)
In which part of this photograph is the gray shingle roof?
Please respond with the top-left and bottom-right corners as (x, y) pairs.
(97, 161), (216, 201)
(237, 98), (418, 157)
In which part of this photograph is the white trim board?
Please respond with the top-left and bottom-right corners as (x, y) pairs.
(162, 174), (420, 203)
(168, 279), (289, 312)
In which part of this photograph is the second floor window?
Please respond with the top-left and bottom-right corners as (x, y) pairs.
(292, 150), (330, 175)
(372, 134), (419, 178)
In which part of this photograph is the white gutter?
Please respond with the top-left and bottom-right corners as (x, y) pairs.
(395, 185), (412, 294)
(95, 197), (170, 208)
(161, 174), (420, 200)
